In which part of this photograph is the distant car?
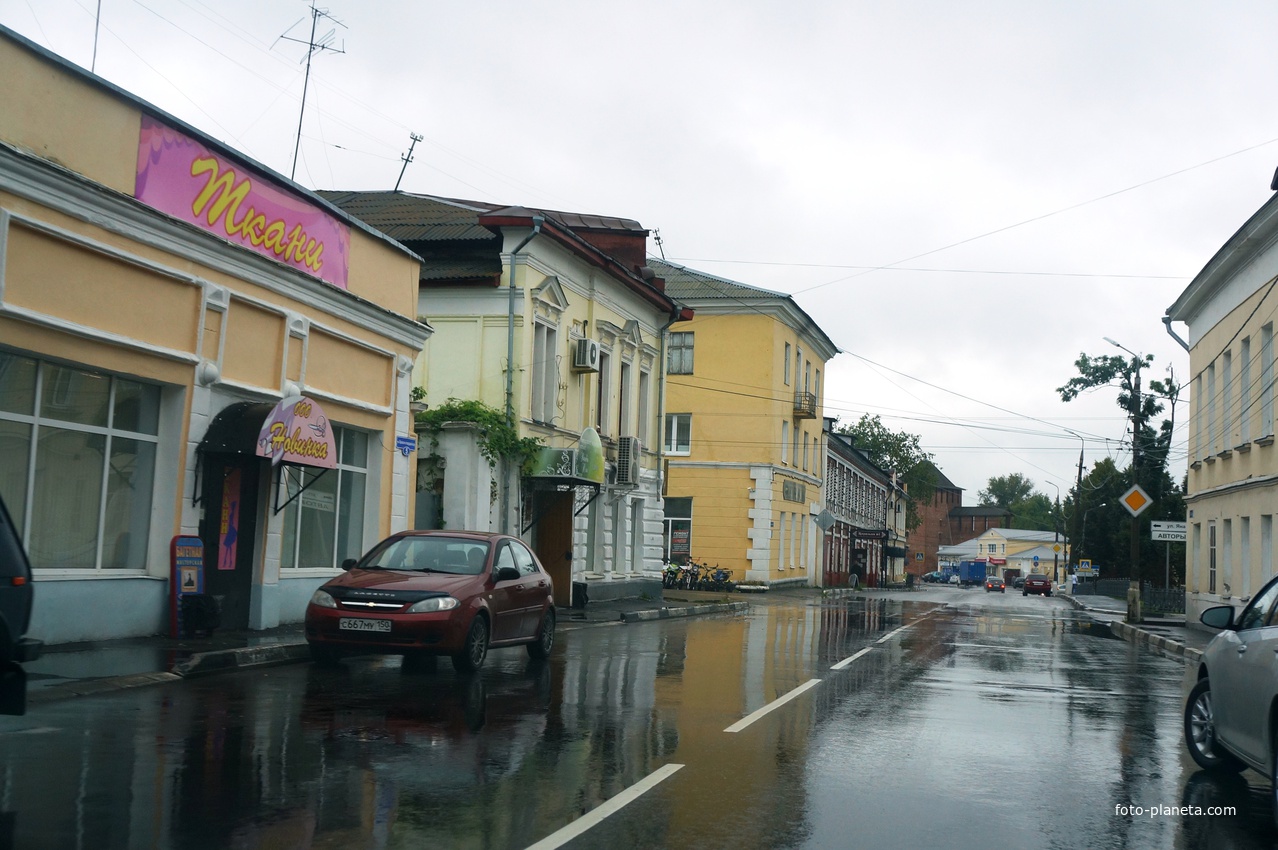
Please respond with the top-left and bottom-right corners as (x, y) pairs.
(1184, 573), (1278, 820)
(948, 574), (960, 585)
(984, 575), (1005, 593)
(1013, 576), (1026, 589)
(1022, 574), (1052, 596)
(305, 530), (555, 672)
(0, 491), (42, 715)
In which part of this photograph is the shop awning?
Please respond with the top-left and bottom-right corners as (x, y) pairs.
(527, 427), (605, 487)
(198, 397), (336, 469)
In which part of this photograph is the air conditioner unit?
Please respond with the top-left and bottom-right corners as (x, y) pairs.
(616, 436), (641, 485)
(572, 338), (601, 372)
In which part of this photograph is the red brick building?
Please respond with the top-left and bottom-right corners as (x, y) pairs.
(907, 462), (1010, 575)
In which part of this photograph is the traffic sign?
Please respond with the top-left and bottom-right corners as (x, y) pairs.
(1076, 558), (1096, 576)
(1120, 484), (1152, 517)
(1151, 520), (1187, 542)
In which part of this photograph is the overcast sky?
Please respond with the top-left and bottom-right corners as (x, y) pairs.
(7, 1), (1277, 504)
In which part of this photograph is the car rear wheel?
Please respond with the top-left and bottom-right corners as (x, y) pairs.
(1184, 678), (1244, 772)
(452, 615), (489, 673)
(527, 608), (555, 659)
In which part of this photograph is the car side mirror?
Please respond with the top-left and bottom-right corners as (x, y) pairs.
(1200, 605), (1235, 630)
(495, 566), (521, 582)
(341, 558), (357, 572)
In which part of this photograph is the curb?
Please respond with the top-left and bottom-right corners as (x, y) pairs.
(621, 601), (751, 623)
(173, 643), (312, 677)
(28, 671), (182, 704)
(1065, 594), (1204, 664)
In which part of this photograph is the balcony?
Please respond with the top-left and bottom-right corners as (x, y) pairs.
(793, 391), (817, 419)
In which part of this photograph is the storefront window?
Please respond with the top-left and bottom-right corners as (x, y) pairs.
(0, 351), (160, 570)
(663, 497), (692, 564)
(280, 427), (368, 569)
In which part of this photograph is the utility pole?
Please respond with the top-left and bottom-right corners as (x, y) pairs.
(394, 132), (423, 191)
(278, 2), (346, 181)
(1107, 337), (1145, 623)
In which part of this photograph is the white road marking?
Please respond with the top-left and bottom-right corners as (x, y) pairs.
(724, 678), (822, 733)
(831, 646), (874, 670)
(525, 763), (684, 850)
(876, 625), (910, 644)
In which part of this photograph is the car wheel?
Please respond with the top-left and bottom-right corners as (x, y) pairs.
(1184, 678), (1245, 772)
(452, 615), (489, 673)
(527, 608), (556, 659)
(308, 643), (339, 667)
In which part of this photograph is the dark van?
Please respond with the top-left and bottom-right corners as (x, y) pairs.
(0, 492), (42, 714)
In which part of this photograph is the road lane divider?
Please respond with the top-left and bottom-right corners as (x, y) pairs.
(724, 679), (822, 733)
(876, 624), (910, 644)
(525, 763), (684, 850)
(830, 646), (874, 670)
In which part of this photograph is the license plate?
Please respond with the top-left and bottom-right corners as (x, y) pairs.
(339, 618), (391, 633)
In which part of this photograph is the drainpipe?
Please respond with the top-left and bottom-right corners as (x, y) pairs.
(1163, 315), (1189, 352)
(502, 216), (543, 535)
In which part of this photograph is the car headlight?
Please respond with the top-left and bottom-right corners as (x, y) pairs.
(309, 589), (337, 609)
(407, 596), (460, 613)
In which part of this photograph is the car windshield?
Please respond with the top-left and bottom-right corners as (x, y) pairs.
(359, 536), (490, 575)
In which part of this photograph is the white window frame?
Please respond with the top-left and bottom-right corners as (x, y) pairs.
(664, 413), (691, 455)
(0, 353), (163, 572)
(1263, 323), (1275, 438)
(280, 425), (371, 570)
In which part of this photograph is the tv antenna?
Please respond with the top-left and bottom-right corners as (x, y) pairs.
(277, 1), (346, 180)
(395, 132), (423, 191)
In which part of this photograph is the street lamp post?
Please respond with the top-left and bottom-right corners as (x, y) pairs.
(1080, 502), (1108, 562)
(1048, 481), (1061, 586)
(1104, 336), (1145, 623)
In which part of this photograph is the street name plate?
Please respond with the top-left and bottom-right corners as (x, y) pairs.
(1150, 520), (1187, 542)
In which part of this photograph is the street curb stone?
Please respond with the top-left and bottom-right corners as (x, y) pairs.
(621, 601), (751, 623)
(173, 644), (312, 677)
(1065, 594), (1203, 664)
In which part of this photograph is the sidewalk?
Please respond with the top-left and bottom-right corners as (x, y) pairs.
(22, 591), (750, 704)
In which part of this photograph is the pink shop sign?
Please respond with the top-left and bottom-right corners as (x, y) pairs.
(135, 115), (350, 289)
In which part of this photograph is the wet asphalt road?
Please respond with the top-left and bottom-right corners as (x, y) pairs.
(0, 587), (1275, 849)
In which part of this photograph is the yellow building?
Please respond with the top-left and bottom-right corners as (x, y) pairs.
(0, 26), (429, 642)
(650, 260), (838, 586)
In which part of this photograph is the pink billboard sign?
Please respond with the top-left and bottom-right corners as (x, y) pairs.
(255, 396), (338, 469)
(135, 115), (350, 289)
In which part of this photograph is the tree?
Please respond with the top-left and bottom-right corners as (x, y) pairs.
(1057, 354), (1185, 591)
(979, 473), (1036, 508)
(837, 414), (936, 531)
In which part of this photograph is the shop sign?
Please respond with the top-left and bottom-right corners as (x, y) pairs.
(255, 396), (337, 468)
(527, 428), (605, 485)
(135, 116), (350, 288)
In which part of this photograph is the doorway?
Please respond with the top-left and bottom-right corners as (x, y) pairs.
(532, 489), (574, 607)
(198, 454), (262, 630)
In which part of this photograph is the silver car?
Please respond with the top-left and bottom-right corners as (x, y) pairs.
(1183, 574), (1278, 823)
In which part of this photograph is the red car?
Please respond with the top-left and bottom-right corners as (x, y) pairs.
(305, 531), (555, 672)
(1022, 574), (1053, 597)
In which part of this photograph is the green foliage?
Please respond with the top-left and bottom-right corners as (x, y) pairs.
(414, 398), (543, 469)
(1009, 492), (1055, 532)
(837, 414), (936, 531)
(1057, 350), (1185, 585)
(979, 473), (1036, 508)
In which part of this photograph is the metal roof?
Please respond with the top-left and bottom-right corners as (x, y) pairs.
(314, 191), (498, 242)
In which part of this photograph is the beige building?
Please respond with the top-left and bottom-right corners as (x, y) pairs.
(318, 193), (689, 606)
(1167, 185), (1278, 625)
(0, 26), (429, 643)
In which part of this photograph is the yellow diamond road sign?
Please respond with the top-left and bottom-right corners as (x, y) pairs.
(1120, 484), (1152, 517)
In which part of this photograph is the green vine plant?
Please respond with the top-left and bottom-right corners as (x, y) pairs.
(414, 398), (544, 473)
